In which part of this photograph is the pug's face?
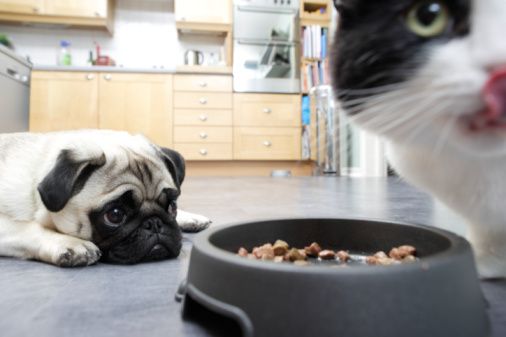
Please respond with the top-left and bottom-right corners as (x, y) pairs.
(37, 134), (186, 264)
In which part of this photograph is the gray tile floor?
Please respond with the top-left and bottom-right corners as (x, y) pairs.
(0, 177), (504, 337)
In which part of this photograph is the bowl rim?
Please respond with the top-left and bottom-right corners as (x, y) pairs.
(191, 216), (473, 276)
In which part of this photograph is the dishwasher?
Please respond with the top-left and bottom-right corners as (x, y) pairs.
(0, 45), (31, 133)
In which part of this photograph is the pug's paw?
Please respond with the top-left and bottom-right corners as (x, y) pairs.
(51, 239), (102, 267)
(177, 210), (212, 233)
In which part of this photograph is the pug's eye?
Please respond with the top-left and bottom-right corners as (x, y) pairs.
(104, 207), (127, 226)
(405, 1), (450, 38)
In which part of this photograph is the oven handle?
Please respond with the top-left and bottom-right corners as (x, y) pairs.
(236, 5), (298, 15)
(237, 39), (298, 46)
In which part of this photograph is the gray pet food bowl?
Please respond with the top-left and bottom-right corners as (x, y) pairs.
(177, 218), (489, 337)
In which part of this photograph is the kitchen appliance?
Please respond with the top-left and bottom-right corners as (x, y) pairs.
(0, 45), (31, 133)
(177, 218), (489, 337)
(233, 0), (300, 93)
(184, 49), (204, 66)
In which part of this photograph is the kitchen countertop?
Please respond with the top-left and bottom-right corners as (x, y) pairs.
(0, 177), (504, 337)
(33, 65), (233, 75)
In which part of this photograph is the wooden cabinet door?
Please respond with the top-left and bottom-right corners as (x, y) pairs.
(98, 73), (173, 147)
(44, 0), (108, 18)
(30, 71), (98, 132)
(0, 0), (43, 14)
(175, 0), (231, 24)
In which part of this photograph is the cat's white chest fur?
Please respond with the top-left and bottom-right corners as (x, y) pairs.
(387, 141), (506, 277)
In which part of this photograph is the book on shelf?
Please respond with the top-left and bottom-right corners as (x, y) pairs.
(301, 25), (330, 92)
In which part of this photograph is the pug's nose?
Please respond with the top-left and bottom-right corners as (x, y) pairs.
(142, 217), (165, 233)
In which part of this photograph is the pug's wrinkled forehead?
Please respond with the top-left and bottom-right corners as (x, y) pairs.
(93, 146), (180, 207)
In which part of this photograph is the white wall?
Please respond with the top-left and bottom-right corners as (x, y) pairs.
(0, 0), (224, 68)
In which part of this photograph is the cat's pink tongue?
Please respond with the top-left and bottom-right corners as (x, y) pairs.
(476, 68), (506, 129)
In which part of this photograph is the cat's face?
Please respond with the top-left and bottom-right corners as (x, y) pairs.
(332, 0), (506, 157)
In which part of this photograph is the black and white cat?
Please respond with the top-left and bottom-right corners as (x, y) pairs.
(332, 0), (506, 278)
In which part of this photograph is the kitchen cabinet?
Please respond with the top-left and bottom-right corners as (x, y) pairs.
(44, 0), (108, 18)
(98, 73), (173, 147)
(0, 0), (43, 14)
(30, 71), (98, 132)
(233, 94), (302, 160)
(173, 74), (233, 160)
(30, 71), (173, 147)
(175, 0), (231, 24)
(234, 127), (301, 160)
(0, 0), (114, 32)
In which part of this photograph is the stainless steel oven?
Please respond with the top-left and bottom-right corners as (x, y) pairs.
(233, 0), (300, 93)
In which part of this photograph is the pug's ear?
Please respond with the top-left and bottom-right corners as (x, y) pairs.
(38, 149), (106, 213)
(159, 147), (185, 189)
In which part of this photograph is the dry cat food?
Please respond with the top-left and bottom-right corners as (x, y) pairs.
(237, 241), (417, 267)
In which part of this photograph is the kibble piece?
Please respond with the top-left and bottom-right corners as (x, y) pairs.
(253, 243), (275, 260)
(273, 256), (284, 263)
(389, 245), (416, 260)
(247, 254), (257, 260)
(273, 240), (289, 256)
(398, 245), (416, 256)
(318, 249), (336, 260)
(336, 250), (350, 262)
(238, 247), (249, 257)
(403, 255), (416, 263)
(374, 251), (388, 259)
(285, 248), (307, 261)
(294, 260), (309, 266)
(304, 242), (322, 257)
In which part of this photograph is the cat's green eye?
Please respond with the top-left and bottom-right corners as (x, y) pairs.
(406, 1), (450, 37)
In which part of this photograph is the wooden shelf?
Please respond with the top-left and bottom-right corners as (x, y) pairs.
(300, 18), (331, 28)
(176, 65), (232, 75)
(176, 21), (231, 35)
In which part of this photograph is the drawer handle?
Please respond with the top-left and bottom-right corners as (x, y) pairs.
(86, 74), (95, 80)
(198, 81), (208, 87)
(199, 132), (208, 139)
(263, 140), (272, 147)
(199, 97), (208, 104)
(33, 7), (40, 13)
(199, 149), (208, 156)
(263, 107), (272, 114)
(104, 74), (112, 81)
(95, 11), (102, 17)
(199, 114), (208, 122)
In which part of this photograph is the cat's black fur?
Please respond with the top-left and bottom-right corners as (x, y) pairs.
(332, 0), (471, 112)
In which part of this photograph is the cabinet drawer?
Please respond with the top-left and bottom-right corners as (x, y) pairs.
(234, 94), (301, 127)
(175, 143), (233, 160)
(174, 75), (232, 92)
(174, 92), (232, 109)
(234, 127), (301, 160)
(174, 109), (232, 126)
(174, 126), (232, 143)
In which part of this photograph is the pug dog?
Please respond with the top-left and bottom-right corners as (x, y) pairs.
(0, 130), (211, 267)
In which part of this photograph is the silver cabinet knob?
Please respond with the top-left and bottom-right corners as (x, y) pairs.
(199, 97), (208, 104)
(199, 132), (208, 139)
(263, 107), (272, 114)
(95, 11), (102, 17)
(198, 81), (208, 87)
(104, 74), (112, 81)
(21, 75), (29, 83)
(33, 7), (40, 13)
(263, 140), (272, 147)
(86, 74), (95, 80)
(199, 114), (208, 122)
(199, 149), (208, 156)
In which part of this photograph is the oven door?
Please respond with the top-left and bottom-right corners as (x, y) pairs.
(233, 40), (300, 93)
(234, 5), (299, 42)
